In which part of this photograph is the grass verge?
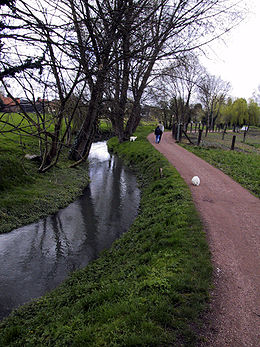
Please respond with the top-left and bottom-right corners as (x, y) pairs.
(0, 125), (212, 346)
(181, 144), (260, 198)
(178, 126), (260, 198)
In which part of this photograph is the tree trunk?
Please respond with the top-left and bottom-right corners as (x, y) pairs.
(124, 99), (142, 138)
(69, 73), (105, 161)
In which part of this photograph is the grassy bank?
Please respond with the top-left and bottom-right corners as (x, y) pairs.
(0, 125), (212, 346)
(0, 142), (90, 234)
(0, 113), (91, 234)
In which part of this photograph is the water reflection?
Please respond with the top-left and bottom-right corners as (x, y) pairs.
(0, 142), (140, 320)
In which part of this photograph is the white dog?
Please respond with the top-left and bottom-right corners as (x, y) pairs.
(130, 136), (137, 142)
(191, 176), (200, 186)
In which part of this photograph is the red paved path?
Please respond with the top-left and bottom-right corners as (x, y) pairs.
(148, 132), (260, 347)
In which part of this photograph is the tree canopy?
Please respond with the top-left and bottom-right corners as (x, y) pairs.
(0, 0), (248, 170)
(219, 98), (260, 126)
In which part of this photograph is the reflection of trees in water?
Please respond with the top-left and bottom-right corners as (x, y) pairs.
(0, 145), (140, 319)
(88, 155), (139, 247)
(107, 157), (122, 238)
(77, 186), (99, 261)
(0, 193), (99, 319)
(108, 157), (132, 239)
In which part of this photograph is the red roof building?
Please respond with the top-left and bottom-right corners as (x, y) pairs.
(0, 94), (20, 112)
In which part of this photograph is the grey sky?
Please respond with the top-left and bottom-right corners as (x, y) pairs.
(201, 0), (260, 100)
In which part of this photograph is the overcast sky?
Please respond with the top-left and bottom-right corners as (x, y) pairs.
(200, 1), (260, 100)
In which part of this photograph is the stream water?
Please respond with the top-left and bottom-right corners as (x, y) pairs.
(0, 142), (140, 320)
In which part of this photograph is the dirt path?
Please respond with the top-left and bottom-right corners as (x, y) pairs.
(147, 132), (260, 347)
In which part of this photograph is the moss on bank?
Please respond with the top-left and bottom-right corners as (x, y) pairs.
(0, 125), (212, 346)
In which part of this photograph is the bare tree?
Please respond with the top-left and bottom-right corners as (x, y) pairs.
(67, 0), (133, 162)
(103, 0), (162, 141)
(0, 1), (46, 78)
(150, 54), (204, 126)
(197, 72), (231, 129)
(106, 0), (245, 141)
(0, 0), (87, 172)
(1, 0), (246, 168)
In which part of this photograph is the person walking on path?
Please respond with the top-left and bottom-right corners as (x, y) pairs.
(154, 125), (162, 143)
(147, 131), (260, 347)
(158, 121), (164, 143)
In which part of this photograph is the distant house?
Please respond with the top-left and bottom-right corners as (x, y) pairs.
(19, 98), (47, 113)
(0, 94), (20, 112)
(19, 97), (49, 113)
(19, 98), (35, 112)
(0, 95), (52, 113)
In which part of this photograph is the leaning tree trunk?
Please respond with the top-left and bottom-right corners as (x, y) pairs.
(69, 73), (105, 162)
(110, 28), (131, 143)
(124, 99), (142, 138)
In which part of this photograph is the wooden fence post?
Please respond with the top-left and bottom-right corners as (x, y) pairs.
(172, 123), (176, 139)
(222, 124), (227, 140)
(243, 130), (247, 143)
(197, 129), (202, 146)
(231, 135), (236, 150)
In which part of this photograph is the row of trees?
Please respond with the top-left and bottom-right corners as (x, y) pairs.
(149, 55), (231, 129)
(149, 53), (260, 129)
(0, 0), (246, 172)
(151, 94), (260, 132)
(219, 98), (260, 127)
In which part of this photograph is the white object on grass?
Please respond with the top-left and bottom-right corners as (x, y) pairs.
(191, 176), (200, 186)
(130, 136), (137, 142)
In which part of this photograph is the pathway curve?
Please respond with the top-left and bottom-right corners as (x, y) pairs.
(147, 132), (260, 347)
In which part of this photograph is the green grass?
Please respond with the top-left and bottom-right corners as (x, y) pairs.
(0, 125), (212, 346)
(0, 113), (90, 233)
(181, 127), (260, 198)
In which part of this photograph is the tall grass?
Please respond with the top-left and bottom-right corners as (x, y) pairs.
(0, 125), (212, 346)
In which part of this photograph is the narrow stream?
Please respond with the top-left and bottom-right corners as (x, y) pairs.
(0, 142), (140, 320)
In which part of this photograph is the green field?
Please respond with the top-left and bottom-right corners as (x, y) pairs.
(185, 125), (260, 153)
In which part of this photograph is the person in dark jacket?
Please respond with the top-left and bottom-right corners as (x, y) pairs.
(154, 126), (162, 143)
(158, 121), (164, 143)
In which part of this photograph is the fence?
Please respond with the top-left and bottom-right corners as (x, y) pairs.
(171, 122), (250, 151)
